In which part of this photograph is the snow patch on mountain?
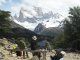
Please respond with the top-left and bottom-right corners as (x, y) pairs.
(13, 7), (64, 30)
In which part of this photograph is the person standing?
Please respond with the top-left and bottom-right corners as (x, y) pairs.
(31, 36), (38, 51)
(30, 36), (41, 60)
(38, 37), (51, 51)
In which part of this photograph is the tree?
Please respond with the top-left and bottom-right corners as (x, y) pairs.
(64, 6), (80, 50)
(64, 19), (73, 48)
(0, 10), (11, 34)
(52, 33), (65, 48)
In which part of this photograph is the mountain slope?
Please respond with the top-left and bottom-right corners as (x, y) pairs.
(39, 27), (63, 37)
(0, 20), (37, 38)
(10, 20), (24, 28)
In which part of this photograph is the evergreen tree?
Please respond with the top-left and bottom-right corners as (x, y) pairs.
(64, 6), (80, 50)
(0, 10), (11, 34)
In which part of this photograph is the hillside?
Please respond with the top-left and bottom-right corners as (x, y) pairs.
(0, 20), (37, 38)
(39, 27), (63, 37)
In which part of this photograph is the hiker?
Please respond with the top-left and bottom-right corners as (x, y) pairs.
(31, 36), (38, 50)
(38, 37), (51, 51)
(30, 35), (41, 60)
(50, 50), (66, 60)
(8, 45), (13, 55)
(38, 37), (46, 49)
(37, 37), (51, 60)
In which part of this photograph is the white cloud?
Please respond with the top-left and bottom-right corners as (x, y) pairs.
(11, 0), (80, 17)
(0, 0), (6, 6)
(0, 0), (11, 6)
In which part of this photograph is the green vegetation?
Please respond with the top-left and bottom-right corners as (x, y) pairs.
(63, 6), (80, 50)
(51, 6), (80, 51)
(15, 37), (29, 49)
(51, 33), (65, 48)
(0, 10), (11, 34)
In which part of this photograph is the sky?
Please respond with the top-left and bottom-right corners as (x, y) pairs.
(0, 0), (80, 17)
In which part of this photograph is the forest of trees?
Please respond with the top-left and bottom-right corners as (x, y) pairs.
(64, 6), (80, 50)
(51, 6), (80, 51)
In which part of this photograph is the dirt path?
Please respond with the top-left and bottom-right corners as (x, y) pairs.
(64, 52), (80, 60)
(46, 52), (80, 60)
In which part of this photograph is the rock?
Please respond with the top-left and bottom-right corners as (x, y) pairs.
(31, 56), (39, 60)
(12, 53), (16, 57)
(0, 52), (4, 59)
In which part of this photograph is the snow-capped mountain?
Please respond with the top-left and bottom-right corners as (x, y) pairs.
(13, 7), (64, 30)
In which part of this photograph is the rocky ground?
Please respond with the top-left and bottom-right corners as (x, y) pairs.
(64, 52), (80, 60)
(0, 49), (80, 60)
(0, 38), (80, 60)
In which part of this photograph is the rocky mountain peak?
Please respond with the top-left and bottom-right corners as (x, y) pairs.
(17, 10), (24, 22)
(14, 14), (17, 19)
(34, 23), (46, 34)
